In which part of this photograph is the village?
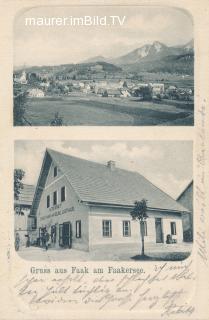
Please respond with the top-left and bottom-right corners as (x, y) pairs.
(14, 68), (193, 102)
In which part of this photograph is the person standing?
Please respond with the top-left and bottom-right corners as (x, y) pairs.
(45, 231), (50, 251)
(15, 232), (20, 251)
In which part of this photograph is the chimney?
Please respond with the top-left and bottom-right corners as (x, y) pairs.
(107, 160), (116, 171)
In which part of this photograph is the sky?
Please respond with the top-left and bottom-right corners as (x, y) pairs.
(14, 6), (193, 67)
(14, 140), (193, 199)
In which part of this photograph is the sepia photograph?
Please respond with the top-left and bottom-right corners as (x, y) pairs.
(1, 0), (209, 317)
(14, 140), (193, 261)
(13, 6), (194, 126)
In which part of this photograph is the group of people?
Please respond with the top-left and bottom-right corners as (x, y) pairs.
(15, 229), (51, 251)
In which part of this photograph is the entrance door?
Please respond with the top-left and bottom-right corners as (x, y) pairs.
(155, 218), (163, 243)
(62, 222), (72, 248)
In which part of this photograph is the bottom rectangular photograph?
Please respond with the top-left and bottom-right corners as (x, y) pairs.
(14, 140), (193, 261)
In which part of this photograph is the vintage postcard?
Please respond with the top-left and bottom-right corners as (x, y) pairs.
(0, 0), (209, 319)
(13, 4), (194, 126)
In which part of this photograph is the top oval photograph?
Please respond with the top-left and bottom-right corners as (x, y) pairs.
(13, 6), (194, 126)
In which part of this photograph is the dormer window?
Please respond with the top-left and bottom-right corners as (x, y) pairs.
(54, 166), (58, 177)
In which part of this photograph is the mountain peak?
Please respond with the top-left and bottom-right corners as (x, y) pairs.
(152, 41), (166, 52)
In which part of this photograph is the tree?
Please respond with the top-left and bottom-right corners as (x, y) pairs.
(123, 81), (128, 88)
(13, 92), (27, 125)
(102, 90), (108, 97)
(14, 169), (25, 201)
(50, 112), (63, 126)
(130, 199), (148, 256)
(139, 86), (153, 101)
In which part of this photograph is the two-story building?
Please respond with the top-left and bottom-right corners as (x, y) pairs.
(29, 149), (189, 252)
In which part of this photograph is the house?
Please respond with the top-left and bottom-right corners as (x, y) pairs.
(177, 181), (193, 241)
(151, 83), (165, 95)
(120, 89), (131, 98)
(14, 70), (28, 84)
(29, 149), (189, 252)
(14, 184), (35, 246)
(106, 89), (121, 97)
(96, 87), (106, 97)
(39, 81), (50, 88)
(82, 84), (91, 94)
(27, 88), (45, 98)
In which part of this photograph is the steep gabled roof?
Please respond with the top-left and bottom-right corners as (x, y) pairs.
(31, 148), (189, 216)
(176, 180), (193, 201)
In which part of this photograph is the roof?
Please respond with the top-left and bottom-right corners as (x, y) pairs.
(31, 149), (189, 215)
(176, 180), (193, 201)
(15, 184), (35, 206)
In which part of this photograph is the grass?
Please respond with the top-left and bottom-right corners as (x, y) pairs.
(132, 252), (191, 261)
(23, 94), (194, 126)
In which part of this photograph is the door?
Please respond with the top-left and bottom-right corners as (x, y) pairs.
(62, 222), (72, 248)
(155, 218), (163, 243)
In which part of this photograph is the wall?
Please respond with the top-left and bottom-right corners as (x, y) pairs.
(178, 183), (193, 212)
(89, 206), (183, 250)
(89, 206), (139, 249)
(177, 183), (193, 238)
(36, 161), (89, 251)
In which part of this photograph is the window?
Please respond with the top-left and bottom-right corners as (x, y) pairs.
(171, 222), (177, 235)
(59, 224), (63, 246)
(102, 220), (112, 237)
(76, 220), (81, 238)
(53, 166), (58, 177)
(53, 191), (58, 205)
(47, 195), (50, 208)
(61, 186), (66, 202)
(123, 221), (131, 237)
(51, 225), (56, 243)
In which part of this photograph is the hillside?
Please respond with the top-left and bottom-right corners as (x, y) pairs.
(123, 52), (194, 75)
(20, 61), (122, 78)
(83, 40), (194, 75)
(16, 40), (194, 77)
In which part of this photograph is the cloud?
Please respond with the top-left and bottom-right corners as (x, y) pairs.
(14, 6), (193, 66)
(146, 172), (190, 199)
(14, 141), (192, 198)
(126, 14), (170, 33)
(62, 142), (163, 166)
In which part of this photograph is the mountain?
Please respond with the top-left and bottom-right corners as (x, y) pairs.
(80, 40), (194, 75)
(17, 40), (193, 76)
(110, 40), (193, 66)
